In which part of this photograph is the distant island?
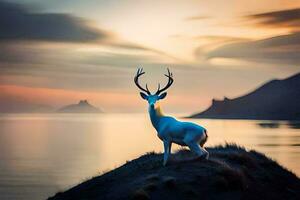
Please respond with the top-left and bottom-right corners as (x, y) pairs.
(57, 100), (102, 113)
(48, 144), (300, 200)
(190, 73), (300, 120)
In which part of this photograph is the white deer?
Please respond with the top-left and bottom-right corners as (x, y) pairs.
(134, 68), (209, 166)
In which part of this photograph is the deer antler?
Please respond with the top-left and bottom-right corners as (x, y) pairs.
(134, 68), (151, 95)
(156, 68), (174, 95)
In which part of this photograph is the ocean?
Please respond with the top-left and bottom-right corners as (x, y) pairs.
(0, 113), (299, 200)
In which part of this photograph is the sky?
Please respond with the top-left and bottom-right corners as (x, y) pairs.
(0, 0), (300, 113)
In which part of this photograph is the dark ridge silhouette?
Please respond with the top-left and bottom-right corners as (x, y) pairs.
(48, 144), (300, 200)
(190, 72), (300, 120)
(57, 100), (101, 113)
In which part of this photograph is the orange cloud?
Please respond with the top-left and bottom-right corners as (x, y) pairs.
(0, 84), (141, 112)
(0, 84), (211, 114)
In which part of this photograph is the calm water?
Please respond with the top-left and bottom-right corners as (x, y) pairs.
(0, 114), (299, 200)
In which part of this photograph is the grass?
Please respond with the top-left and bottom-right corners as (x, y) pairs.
(131, 189), (150, 200)
(49, 144), (300, 200)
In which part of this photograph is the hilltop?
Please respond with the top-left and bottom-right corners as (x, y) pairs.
(48, 144), (300, 200)
(190, 73), (300, 120)
(57, 100), (102, 113)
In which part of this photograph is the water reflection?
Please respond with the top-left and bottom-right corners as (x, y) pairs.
(287, 121), (300, 129)
(257, 121), (280, 128)
(0, 114), (299, 200)
(257, 143), (300, 147)
(257, 121), (300, 129)
(0, 114), (104, 200)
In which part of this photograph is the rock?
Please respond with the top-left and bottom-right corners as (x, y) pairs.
(190, 73), (300, 120)
(57, 100), (102, 113)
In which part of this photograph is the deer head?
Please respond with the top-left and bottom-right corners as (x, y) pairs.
(134, 68), (174, 108)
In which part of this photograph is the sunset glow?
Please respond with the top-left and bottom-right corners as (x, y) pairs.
(1, 0), (300, 113)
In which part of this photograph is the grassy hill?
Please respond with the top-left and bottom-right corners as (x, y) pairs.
(49, 144), (300, 200)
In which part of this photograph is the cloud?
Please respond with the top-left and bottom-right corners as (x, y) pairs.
(0, 1), (108, 42)
(0, 0), (177, 74)
(194, 35), (248, 45)
(193, 35), (248, 59)
(185, 15), (211, 21)
(0, 40), (182, 93)
(0, 0), (164, 52)
(204, 8), (300, 65)
(206, 32), (300, 65)
(246, 8), (300, 29)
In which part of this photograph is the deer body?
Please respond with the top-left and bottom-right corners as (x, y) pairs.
(135, 68), (209, 166)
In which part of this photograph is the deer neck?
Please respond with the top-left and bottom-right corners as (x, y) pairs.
(148, 103), (164, 131)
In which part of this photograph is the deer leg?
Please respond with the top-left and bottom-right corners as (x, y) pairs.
(168, 142), (172, 154)
(163, 140), (170, 166)
(186, 142), (203, 156)
(201, 147), (209, 159)
(186, 141), (208, 160)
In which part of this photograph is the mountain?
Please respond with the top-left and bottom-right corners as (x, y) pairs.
(57, 100), (101, 113)
(190, 73), (300, 120)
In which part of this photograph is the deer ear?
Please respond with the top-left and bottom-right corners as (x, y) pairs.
(140, 92), (148, 100)
(158, 92), (167, 100)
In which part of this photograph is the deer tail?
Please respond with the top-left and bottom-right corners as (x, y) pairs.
(200, 129), (208, 147)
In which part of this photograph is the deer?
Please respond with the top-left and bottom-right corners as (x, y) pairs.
(134, 68), (209, 166)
